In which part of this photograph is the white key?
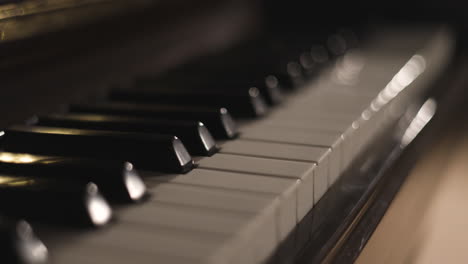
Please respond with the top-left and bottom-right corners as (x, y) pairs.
(240, 126), (342, 184)
(146, 182), (280, 261)
(240, 124), (342, 148)
(147, 183), (277, 214)
(256, 116), (351, 133)
(220, 140), (329, 202)
(197, 153), (315, 220)
(51, 242), (200, 264)
(142, 169), (298, 241)
(118, 200), (277, 263)
(49, 223), (233, 264)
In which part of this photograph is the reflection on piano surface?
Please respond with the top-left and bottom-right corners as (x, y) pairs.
(0, 0), (466, 263)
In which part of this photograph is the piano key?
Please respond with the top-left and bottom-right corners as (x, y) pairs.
(145, 181), (290, 258)
(213, 75), (284, 105)
(109, 87), (269, 118)
(299, 52), (319, 77)
(117, 200), (277, 263)
(220, 139), (330, 202)
(137, 73), (284, 106)
(145, 182), (281, 261)
(338, 29), (359, 49)
(310, 45), (330, 64)
(197, 153), (315, 218)
(1, 125), (194, 173)
(33, 113), (218, 156)
(245, 51), (416, 177)
(242, 111), (354, 181)
(257, 116), (351, 133)
(52, 246), (196, 264)
(240, 122), (342, 146)
(327, 33), (348, 56)
(69, 102), (238, 139)
(48, 224), (232, 264)
(286, 61), (306, 87)
(0, 152), (146, 203)
(142, 168), (298, 241)
(0, 217), (48, 264)
(220, 139), (329, 162)
(0, 176), (112, 227)
(119, 202), (258, 236)
(251, 119), (354, 177)
(200, 76), (284, 106)
(146, 183), (277, 214)
(240, 125), (343, 184)
(262, 75), (284, 104)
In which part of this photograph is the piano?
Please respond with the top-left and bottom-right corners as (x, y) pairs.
(0, 0), (466, 263)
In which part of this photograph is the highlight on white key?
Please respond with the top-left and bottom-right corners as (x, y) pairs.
(332, 50), (365, 85)
(371, 54), (427, 112)
(400, 98), (437, 147)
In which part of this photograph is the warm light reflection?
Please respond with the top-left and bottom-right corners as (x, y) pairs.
(0, 153), (42, 164)
(0, 176), (35, 186)
(32, 127), (83, 135)
(68, 114), (111, 122)
(401, 99), (437, 147)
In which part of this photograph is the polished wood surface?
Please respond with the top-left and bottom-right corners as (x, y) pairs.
(357, 119), (468, 263)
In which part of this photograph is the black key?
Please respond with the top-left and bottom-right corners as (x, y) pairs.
(0, 176), (112, 227)
(0, 152), (146, 203)
(272, 71), (297, 91)
(327, 33), (348, 56)
(198, 75), (283, 106)
(299, 45), (329, 77)
(0, 217), (48, 264)
(109, 87), (268, 118)
(0, 125), (194, 173)
(137, 73), (283, 106)
(262, 75), (284, 104)
(285, 61), (306, 87)
(69, 102), (238, 139)
(32, 113), (218, 156)
(310, 45), (330, 64)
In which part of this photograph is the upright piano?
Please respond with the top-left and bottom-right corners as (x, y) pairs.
(0, 0), (467, 263)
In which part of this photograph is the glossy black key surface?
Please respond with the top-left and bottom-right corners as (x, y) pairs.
(195, 75), (284, 106)
(69, 102), (238, 139)
(0, 177), (112, 227)
(109, 87), (268, 118)
(0, 152), (146, 203)
(0, 217), (48, 264)
(299, 45), (330, 77)
(136, 73), (284, 106)
(33, 113), (218, 156)
(0, 126), (194, 173)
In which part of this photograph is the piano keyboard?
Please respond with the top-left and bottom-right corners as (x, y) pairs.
(0, 25), (453, 264)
